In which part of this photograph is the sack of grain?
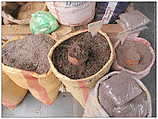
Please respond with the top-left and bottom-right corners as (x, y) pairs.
(2, 34), (61, 105)
(48, 29), (115, 107)
(2, 2), (47, 25)
(2, 72), (27, 109)
(46, 2), (96, 26)
(112, 37), (155, 79)
(83, 71), (152, 117)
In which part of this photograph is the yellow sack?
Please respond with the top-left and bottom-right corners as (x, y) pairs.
(2, 72), (27, 109)
(2, 35), (61, 105)
(48, 29), (115, 107)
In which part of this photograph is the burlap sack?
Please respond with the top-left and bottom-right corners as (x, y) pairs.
(2, 24), (32, 44)
(83, 71), (152, 117)
(2, 24), (31, 43)
(2, 25), (31, 36)
(2, 35), (27, 44)
(2, 2), (47, 25)
(48, 29), (115, 107)
(2, 72), (27, 109)
(2, 35), (61, 105)
(51, 25), (73, 41)
(112, 37), (155, 79)
(46, 2), (96, 26)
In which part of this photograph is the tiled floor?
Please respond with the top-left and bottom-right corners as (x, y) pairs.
(2, 2), (156, 117)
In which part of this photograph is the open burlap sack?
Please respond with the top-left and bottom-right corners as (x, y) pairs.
(112, 37), (155, 79)
(2, 2), (47, 25)
(2, 35), (61, 105)
(2, 25), (31, 36)
(2, 72), (27, 109)
(83, 71), (152, 117)
(48, 29), (115, 107)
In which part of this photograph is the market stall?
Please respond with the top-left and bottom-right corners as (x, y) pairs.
(2, 1), (156, 117)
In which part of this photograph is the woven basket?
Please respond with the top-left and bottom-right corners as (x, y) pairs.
(2, 2), (47, 25)
(112, 37), (155, 79)
(48, 29), (115, 107)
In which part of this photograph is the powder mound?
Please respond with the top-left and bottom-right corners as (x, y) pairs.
(2, 34), (56, 74)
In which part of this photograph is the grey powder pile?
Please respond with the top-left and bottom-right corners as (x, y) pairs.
(99, 72), (148, 117)
(2, 34), (56, 74)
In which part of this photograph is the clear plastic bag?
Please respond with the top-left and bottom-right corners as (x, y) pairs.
(116, 10), (151, 45)
(101, 72), (143, 107)
(119, 10), (150, 30)
(113, 93), (148, 117)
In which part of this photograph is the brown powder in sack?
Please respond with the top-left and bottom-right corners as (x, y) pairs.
(2, 2), (22, 19)
(52, 32), (111, 79)
(2, 2), (45, 20)
(2, 34), (56, 74)
(98, 72), (148, 117)
(17, 2), (46, 20)
(116, 40), (152, 72)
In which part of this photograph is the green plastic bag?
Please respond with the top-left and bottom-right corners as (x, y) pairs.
(30, 11), (59, 34)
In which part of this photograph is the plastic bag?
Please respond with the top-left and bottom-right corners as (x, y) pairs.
(99, 72), (143, 107)
(116, 10), (151, 45)
(30, 11), (59, 34)
(112, 93), (148, 117)
(118, 10), (151, 30)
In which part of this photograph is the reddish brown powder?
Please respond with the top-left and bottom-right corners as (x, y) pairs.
(52, 32), (111, 79)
